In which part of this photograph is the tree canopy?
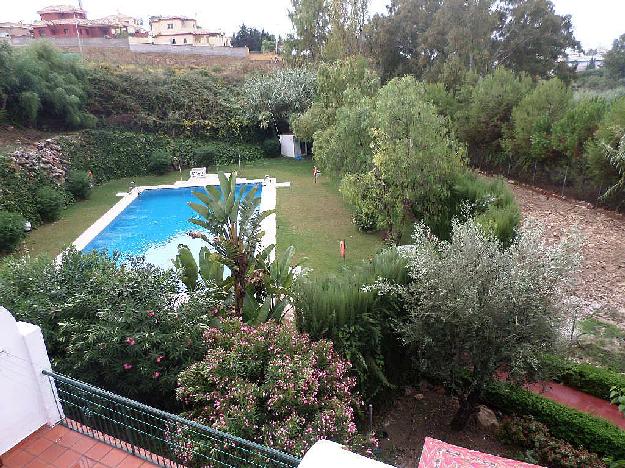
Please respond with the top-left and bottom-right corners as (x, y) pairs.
(291, 0), (581, 81)
(231, 24), (275, 52)
(604, 33), (625, 80)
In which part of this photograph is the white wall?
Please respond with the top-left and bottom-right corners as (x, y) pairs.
(0, 307), (61, 455)
(300, 440), (394, 468)
(280, 134), (299, 158)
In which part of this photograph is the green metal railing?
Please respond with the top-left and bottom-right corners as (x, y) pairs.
(43, 370), (301, 468)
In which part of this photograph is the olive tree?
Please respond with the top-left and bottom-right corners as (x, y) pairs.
(243, 68), (316, 130)
(372, 218), (581, 429)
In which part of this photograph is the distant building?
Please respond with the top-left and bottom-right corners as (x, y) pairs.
(31, 5), (113, 39)
(0, 22), (32, 39)
(149, 15), (231, 47)
(567, 49), (606, 72)
(98, 13), (145, 36)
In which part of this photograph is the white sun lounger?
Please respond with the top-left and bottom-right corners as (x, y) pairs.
(190, 167), (207, 178)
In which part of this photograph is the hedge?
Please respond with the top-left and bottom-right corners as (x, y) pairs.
(62, 130), (265, 183)
(0, 155), (57, 226)
(544, 354), (625, 401)
(483, 380), (625, 459)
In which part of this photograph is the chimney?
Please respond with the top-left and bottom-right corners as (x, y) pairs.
(78, 0), (84, 10)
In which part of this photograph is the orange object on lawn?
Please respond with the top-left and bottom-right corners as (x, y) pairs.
(339, 240), (346, 259)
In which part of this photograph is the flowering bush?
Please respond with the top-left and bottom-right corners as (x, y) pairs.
(0, 249), (224, 408)
(498, 415), (606, 467)
(177, 318), (374, 457)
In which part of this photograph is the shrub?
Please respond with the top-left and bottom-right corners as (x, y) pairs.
(585, 97), (625, 205)
(177, 318), (374, 458)
(551, 97), (607, 159)
(2, 42), (94, 128)
(294, 249), (410, 398)
(243, 68), (316, 129)
(191, 141), (264, 167)
(544, 355), (625, 400)
(503, 78), (573, 167)
(86, 67), (249, 138)
(0, 210), (25, 252)
(455, 68), (533, 154)
(0, 155), (55, 225)
(451, 174), (520, 246)
(0, 249), (221, 408)
(62, 131), (262, 183)
(484, 380), (625, 459)
(340, 172), (384, 232)
(498, 415), (607, 467)
(261, 137), (281, 157)
(35, 186), (64, 222)
(64, 170), (91, 200)
(148, 149), (171, 175)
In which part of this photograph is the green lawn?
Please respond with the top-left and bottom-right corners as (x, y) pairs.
(23, 158), (383, 273)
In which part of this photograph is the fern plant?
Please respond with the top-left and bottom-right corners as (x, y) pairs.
(601, 133), (625, 206)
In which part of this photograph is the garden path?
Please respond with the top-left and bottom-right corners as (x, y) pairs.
(526, 381), (625, 429)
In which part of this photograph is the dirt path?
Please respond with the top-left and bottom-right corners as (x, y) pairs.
(508, 180), (625, 319)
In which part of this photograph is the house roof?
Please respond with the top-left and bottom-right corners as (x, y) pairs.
(418, 438), (544, 467)
(37, 5), (86, 14)
(0, 22), (32, 29)
(149, 15), (195, 24)
(97, 14), (137, 25)
(31, 19), (111, 28)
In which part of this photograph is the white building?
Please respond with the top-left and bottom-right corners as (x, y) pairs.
(149, 15), (230, 47)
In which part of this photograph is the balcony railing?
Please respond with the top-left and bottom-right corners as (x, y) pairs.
(43, 370), (301, 467)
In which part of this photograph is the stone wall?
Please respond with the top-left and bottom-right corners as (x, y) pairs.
(130, 44), (249, 58)
(10, 138), (70, 184)
(10, 36), (130, 49)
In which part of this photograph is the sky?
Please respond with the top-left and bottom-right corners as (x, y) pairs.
(2, 0), (624, 50)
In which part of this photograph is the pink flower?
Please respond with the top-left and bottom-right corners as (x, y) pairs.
(152, 371), (161, 379)
(146, 310), (155, 318)
(156, 354), (165, 363)
(123, 363), (133, 370)
(125, 337), (136, 346)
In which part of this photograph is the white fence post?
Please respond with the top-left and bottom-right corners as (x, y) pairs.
(0, 306), (62, 455)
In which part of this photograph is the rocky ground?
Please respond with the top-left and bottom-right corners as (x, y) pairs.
(507, 179), (625, 322)
(378, 385), (517, 466)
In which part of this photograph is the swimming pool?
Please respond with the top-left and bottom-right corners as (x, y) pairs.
(79, 183), (266, 269)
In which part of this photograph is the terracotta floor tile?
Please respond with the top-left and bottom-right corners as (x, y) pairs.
(54, 448), (83, 466)
(22, 435), (54, 455)
(71, 436), (98, 454)
(56, 430), (84, 449)
(99, 448), (128, 466)
(38, 443), (67, 463)
(25, 459), (53, 468)
(84, 443), (112, 461)
(71, 459), (98, 468)
(41, 425), (68, 442)
(116, 454), (146, 467)
(2, 448), (36, 467)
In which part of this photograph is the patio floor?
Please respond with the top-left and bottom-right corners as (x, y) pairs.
(1, 424), (157, 467)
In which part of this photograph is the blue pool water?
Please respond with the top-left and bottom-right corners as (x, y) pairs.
(83, 184), (262, 268)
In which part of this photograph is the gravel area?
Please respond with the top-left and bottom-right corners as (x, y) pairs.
(508, 180), (625, 320)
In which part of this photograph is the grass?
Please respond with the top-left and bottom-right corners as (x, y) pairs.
(571, 316), (625, 373)
(22, 158), (383, 274)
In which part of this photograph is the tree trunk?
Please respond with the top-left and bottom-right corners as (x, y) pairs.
(450, 390), (480, 431)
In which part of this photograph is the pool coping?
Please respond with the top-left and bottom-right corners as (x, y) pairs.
(70, 176), (278, 261)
